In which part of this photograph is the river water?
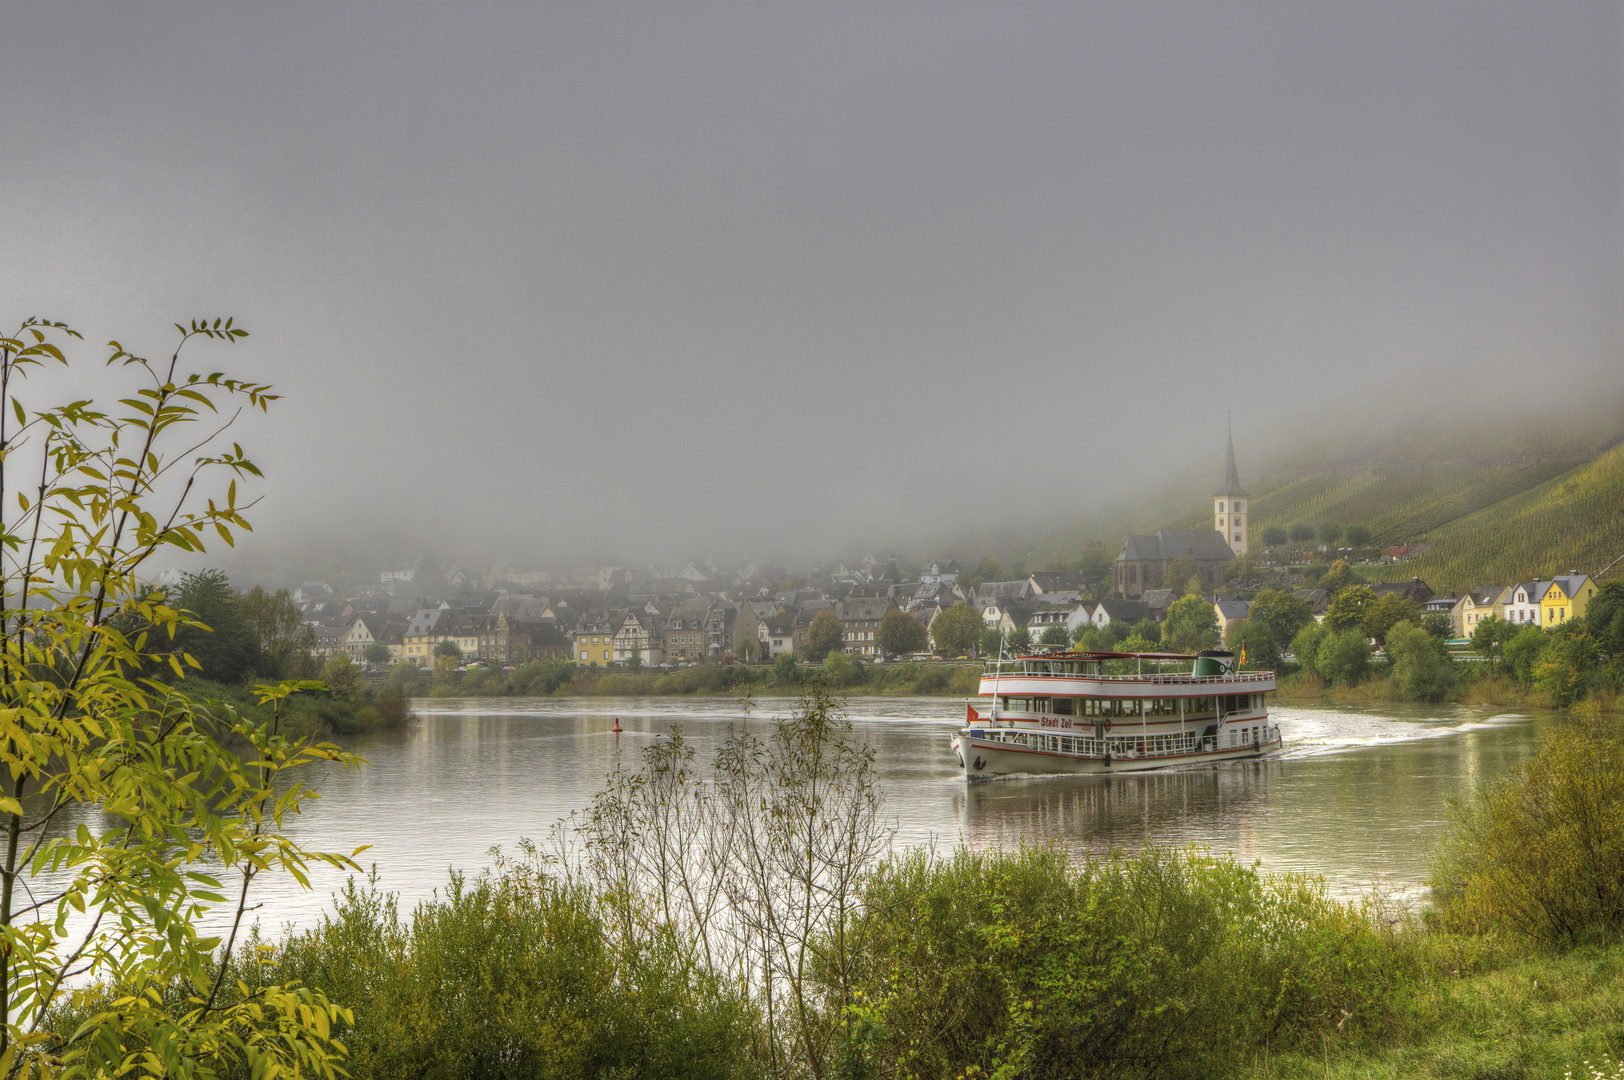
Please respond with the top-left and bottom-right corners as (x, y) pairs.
(219, 695), (1550, 932)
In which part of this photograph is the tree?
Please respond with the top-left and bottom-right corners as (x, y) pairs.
(1248, 588), (1314, 656)
(1038, 623), (1071, 648)
(1362, 593), (1420, 645)
(1131, 617), (1161, 642)
(1262, 524), (1289, 549)
(322, 654), (361, 694)
(1422, 612), (1454, 640)
(1533, 631), (1601, 706)
(979, 626), (1004, 658)
(1345, 523), (1373, 548)
(362, 641), (393, 665)
(1470, 614), (1515, 666)
(1325, 585), (1375, 631)
(1164, 557), (1201, 597)
(806, 609), (845, 661)
(1223, 552), (1262, 588)
(931, 602), (983, 657)
(170, 568), (260, 683)
(1290, 623), (1328, 674)
(1160, 595), (1219, 653)
(0, 318), (357, 1073)
(1226, 619), (1279, 670)
(1073, 625), (1114, 653)
(1588, 580), (1624, 658)
(773, 651), (799, 685)
(1288, 522), (1317, 546)
(1385, 621), (1456, 701)
(961, 555), (1002, 588)
(1319, 559), (1357, 594)
(1316, 630), (1371, 687)
(1317, 521), (1344, 546)
(876, 609), (929, 657)
(1503, 625), (1547, 685)
(237, 584), (317, 678)
(1066, 545), (1115, 594)
(1006, 626), (1033, 652)
(434, 638), (464, 661)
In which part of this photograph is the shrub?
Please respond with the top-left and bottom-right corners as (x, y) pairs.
(1503, 624), (1548, 685)
(1534, 631), (1603, 707)
(1316, 630), (1371, 687)
(1290, 623), (1328, 675)
(834, 845), (1410, 1079)
(1385, 621), (1457, 702)
(1434, 702), (1624, 944)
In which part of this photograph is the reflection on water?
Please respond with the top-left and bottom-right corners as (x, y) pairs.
(60, 696), (1552, 932)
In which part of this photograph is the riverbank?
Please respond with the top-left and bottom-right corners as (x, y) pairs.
(1271, 667), (1622, 713)
(180, 677), (414, 739)
(401, 657), (984, 699)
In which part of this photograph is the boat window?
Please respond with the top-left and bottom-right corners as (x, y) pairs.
(1033, 697), (1050, 713)
(1053, 698), (1075, 715)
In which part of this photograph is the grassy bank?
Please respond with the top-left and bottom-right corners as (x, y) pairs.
(403, 656), (985, 699)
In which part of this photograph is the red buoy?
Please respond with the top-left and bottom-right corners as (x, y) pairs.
(612, 718), (622, 733)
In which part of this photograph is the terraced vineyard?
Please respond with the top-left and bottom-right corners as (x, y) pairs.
(1379, 443), (1624, 594)
(1181, 460), (1582, 545)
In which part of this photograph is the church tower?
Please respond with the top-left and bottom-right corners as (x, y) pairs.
(1214, 426), (1248, 556)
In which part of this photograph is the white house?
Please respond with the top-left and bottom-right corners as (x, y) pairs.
(1504, 581), (1550, 627)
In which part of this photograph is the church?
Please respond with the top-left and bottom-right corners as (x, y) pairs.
(1114, 432), (1247, 598)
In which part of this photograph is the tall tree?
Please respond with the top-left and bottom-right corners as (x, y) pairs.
(1160, 595), (1220, 653)
(876, 610), (928, 657)
(1325, 585), (1376, 631)
(1362, 593), (1420, 645)
(1344, 523), (1373, 547)
(1248, 588), (1314, 654)
(1262, 524), (1289, 548)
(1288, 522), (1317, 546)
(236, 584), (316, 677)
(806, 609), (845, 661)
(171, 569), (260, 683)
(930, 602), (983, 657)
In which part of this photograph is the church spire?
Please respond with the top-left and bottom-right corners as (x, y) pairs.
(1219, 421), (1246, 497)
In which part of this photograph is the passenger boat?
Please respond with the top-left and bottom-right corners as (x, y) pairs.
(952, 648), (1280, 778)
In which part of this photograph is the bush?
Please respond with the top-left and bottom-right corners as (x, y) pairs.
(836, 845), (1411, 1079)
(1535, 630), (1604, 707)
(244, 863), (758, 1080)
(1434, 702), (1624, 944)
(824, 650), (864, 687)
(1316, 629), (1371, 688)
(773, 651), (799, 686)
(1290, 623), (1329, 675)
(1503, 624), (1548, 685)
(1385, 621), (1457, 702)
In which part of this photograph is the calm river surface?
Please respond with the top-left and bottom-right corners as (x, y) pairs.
(225, 696), (1550, 932)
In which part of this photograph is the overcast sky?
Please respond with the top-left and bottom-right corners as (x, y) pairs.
(2, 3), (1620, 569)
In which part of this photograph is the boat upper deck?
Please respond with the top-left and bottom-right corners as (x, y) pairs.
(977, 649), (1276, 698)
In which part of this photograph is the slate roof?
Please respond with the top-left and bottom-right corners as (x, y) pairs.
(1094, 601), (1152, 624)
(1028, 571), (1086, 594)
(1117, 530), (1235, 563)
(1214, 599), (1252, 623)
(1370, 578), (1434, 602)
(835, 597), (895, 622)
(1139, 589), (1177, 614)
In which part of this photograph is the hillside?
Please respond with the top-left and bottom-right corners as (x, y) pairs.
(1019, 432), (1624, 596)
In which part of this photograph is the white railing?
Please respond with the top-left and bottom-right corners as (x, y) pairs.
(978, 669), (1275, 684)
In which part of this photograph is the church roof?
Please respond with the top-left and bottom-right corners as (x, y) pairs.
(1117, 530), (1236, 564)
(1217, 428), (1247, 497)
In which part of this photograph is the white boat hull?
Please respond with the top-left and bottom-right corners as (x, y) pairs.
(952, 730), (1283, 778)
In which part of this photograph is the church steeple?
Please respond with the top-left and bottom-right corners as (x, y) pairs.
(1219, 424), (1246, 497)
(1214, 423), (1248, 556)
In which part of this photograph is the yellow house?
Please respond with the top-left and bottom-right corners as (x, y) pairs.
(1543, 573), (1597, 627)
(1452, 586), (1507, 638)
(572, 617), (616, 666)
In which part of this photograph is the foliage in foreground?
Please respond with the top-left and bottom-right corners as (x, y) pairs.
(0, 318), (361, 1078)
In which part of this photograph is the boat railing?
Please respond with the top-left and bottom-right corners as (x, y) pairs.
(979, 669), (1275, 685)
